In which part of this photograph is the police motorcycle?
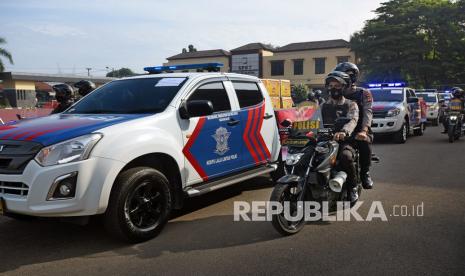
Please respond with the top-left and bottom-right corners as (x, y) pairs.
(446, 111), (464, 143)
(270, 116), (369, 236)
(444, 88), (465, 143)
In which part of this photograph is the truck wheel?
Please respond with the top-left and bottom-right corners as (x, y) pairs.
(394, 121), (408, 144)
(104, 167), (172, 243)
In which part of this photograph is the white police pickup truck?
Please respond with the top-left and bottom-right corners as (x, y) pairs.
(369, 83), (426, 143)
(0, 63), (281, 242)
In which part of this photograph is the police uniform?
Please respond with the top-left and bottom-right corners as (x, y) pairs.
(344, 86), (374, 178)
(321, 96), (359, 191)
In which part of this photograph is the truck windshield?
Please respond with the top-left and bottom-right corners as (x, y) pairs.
(66, 77), (187, 114)
(416, 93), (437, 103)
(370, 89), (404, 102)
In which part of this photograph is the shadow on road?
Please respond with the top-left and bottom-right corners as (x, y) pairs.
(0, 176), (295, 273)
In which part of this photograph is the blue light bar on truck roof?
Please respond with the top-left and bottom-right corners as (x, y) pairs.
(144, 63), (223, 74)
(368, 82), (406, 88)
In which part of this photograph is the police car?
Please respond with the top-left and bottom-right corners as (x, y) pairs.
(416, 90), (440, 126)
(0, 63), (281, 242)
(368, 83), (426, 143)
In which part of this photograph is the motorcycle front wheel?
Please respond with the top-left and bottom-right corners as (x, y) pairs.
(270, 183), (306, 236)
(448, 126), (455, 143)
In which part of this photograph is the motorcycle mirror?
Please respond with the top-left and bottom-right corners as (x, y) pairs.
(281, 119), (292, 127)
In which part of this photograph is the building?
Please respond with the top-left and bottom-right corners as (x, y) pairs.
(262, 39), (354, 89)
(229, 42), (274, 78)
(0, 72), (114, 108)
(163, 39), (355, 89)
(164, 49), (231, 72)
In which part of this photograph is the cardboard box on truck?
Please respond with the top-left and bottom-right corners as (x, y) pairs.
(280, 80), (291, 97)
(270, 97), (281, 109)
(262, 79), (281, 97)
(281, 97), (294, 109)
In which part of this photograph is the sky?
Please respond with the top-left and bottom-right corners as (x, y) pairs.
(1, 0), (384, 76)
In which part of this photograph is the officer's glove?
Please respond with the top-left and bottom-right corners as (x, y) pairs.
(355, 131), (368, 141)
(334, 132), (346, 141)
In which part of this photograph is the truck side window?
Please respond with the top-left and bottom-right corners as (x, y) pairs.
(188, 82), (231, 113)
(232, 81), (264, 108)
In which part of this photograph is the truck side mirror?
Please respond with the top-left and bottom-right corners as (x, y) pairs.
(179, 100), (214, 119)
(407, 97), (419, 104)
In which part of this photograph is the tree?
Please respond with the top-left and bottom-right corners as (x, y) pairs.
(188, 44), (197, 52)
(106, 67), (136, 78)
(0, 37), (13, 72)
(291, 84), (309, 104)
(350, 0), (465, 88)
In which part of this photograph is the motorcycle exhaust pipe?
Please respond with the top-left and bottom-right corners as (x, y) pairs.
(329, 171), (347, 193)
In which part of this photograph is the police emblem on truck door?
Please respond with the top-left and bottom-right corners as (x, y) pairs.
(213, 127), (231, 155)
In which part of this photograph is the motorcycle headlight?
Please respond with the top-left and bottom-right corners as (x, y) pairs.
(35, 133), (103, 166)
(386, 108), (401, 117)
(449, 115), (458, 121)
(285, 153), (305, 166)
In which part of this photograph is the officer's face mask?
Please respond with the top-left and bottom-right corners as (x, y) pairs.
(328, 87), (343, 100)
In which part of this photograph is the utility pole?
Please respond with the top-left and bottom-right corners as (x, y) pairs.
(86, 68), (92, 77)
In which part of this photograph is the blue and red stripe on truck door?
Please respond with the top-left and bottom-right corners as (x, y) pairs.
(182, 102), (270, 181)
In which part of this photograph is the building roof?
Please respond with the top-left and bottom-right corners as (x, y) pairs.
(166, 49), (231, 60)
(230, 42), (275, 52)
(0, 72), (115, 84)
(275, 39), (349, 52)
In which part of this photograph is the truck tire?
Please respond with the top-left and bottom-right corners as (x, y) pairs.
(104, 167), (172, 243)
(394, 121), (408, 144)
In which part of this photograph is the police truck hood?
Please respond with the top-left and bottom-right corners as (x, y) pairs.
(373, 101), (401, 112)
(0, 114), (148, 146)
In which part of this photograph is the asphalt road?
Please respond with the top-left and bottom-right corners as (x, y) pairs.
(1, 126), (464, 276)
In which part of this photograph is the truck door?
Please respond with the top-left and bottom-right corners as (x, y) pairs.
(230, 81), (273, 169)
(180, 80), (243, 184)
(407, 89), (421, 127)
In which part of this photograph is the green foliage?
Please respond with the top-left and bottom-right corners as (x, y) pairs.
(106, 67), (136, 78)
(292, 84), (309, 104)
(0, 37), (14, 72)
(350, 0), (465, 88)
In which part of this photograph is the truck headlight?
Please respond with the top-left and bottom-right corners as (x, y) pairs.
(386, 108), (401, 117)
(285, 153), (305, 166)
(35, 133), (103, 166)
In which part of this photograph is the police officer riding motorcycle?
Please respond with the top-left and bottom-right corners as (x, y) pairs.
(51, 83), (74, 114)
(73, 80), (96, 99)
(442, 87), (465, 142)
(270, 71), (362, 235)
(334, 62), (374, 189)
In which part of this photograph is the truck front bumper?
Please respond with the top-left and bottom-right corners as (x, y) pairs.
(426, 109), (439, 120)
(0, 157), (125, 217)
(372, 117), (403, 134)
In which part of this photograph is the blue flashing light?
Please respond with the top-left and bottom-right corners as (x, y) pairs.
(368, 82), (406, 88)
(144, 63), (223, 74)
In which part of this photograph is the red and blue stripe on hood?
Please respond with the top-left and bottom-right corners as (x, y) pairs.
(0, 114), (148, 146)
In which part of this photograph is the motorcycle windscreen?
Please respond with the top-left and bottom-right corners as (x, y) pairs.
(275, 102), (322, 144)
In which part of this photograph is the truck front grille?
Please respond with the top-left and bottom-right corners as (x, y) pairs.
(0, 140), (43, 174)
(373, 111), (388, 118)
(0, 181), (29, 196)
